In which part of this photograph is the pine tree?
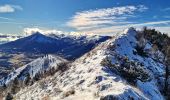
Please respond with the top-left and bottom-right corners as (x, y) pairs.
(9, 77), (22, 95)
(164, 46), (170, 98)
(24, 73), (31, 86)
(5, 93), (13, 100)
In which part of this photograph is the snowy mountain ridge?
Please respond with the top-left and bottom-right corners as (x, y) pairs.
(9, 27), (166, 100)
(0, 55), (68, 86)
(0, 32), (110, 60)
(27, 31), (108, 43)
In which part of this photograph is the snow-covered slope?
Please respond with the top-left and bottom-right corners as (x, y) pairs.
(0, 55), (68, 86)
(13, 28), (165, 100)
(104, 28), (165, 99)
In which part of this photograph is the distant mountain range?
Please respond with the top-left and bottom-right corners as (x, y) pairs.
(0, 32), (110, 78)
(0, 32), (110, 60)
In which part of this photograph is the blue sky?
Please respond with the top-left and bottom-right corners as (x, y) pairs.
(0, 0), (170, 35)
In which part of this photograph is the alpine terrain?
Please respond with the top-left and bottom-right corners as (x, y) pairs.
(0, 27), (170, 100)
(0, 32), (110, 79)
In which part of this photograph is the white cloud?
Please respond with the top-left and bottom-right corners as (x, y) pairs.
(0, 16), (14, 21)
(0, 21), (26, 24)
(137, 5), (148, 12)
(23, 28), (67, 36)
(23, 27), (95, 36)
(79, 20), (170, 35)
(11, 5), (23, 11)
(66, 5), (170, 35)
(67, 5), (148, 34)
(163, 7), (170, 11)
(0, 4), (22, 13)
(153, 26), (170, 35)
(132, 20), (170, 26)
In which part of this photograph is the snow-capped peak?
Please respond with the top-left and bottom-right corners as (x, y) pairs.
(27, 32), (56, 43)
(123, 27), (136, 34)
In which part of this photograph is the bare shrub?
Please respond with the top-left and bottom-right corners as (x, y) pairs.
(101, 56), (151, 85)
(63, 89), (75, 98)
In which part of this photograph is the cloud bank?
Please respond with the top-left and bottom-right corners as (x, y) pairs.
(67, 5), (148, 34)
(23, 28), (66, 36)
(66, 5), (170, 35)
(23, 27), (96, 36)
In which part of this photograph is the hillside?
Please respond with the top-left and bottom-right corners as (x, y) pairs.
(10, 28), (167, 100)
(0, 55), (68, 86)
